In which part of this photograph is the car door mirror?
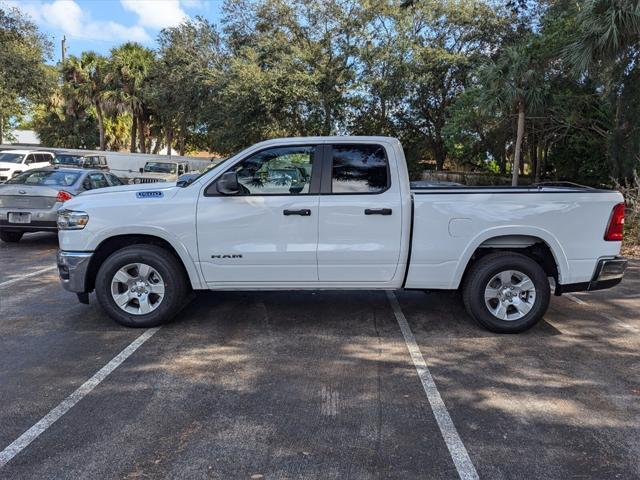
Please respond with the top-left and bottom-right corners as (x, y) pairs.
(216, 172), (240, 195)
(139, 167), (144, 173)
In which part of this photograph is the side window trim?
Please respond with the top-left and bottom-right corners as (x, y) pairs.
(320, 143), (391, 195)
(203, 144), (323, 197)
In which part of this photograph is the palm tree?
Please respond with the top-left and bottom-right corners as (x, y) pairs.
(107, 43), (155, 153)
(62, 52), (109, 150)
(564, 0), (640, 180)
(564, 0), (640, 74)
(477, 43), (545, 185)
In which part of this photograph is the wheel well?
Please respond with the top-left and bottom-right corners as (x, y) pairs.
(84, 234), (189, 293)
(461, 235), (559, 287)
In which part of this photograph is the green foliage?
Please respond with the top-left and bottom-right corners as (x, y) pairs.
(32, 99), (98, 149)
(7, 0), (640, 194)
(0, 6), (54, 143)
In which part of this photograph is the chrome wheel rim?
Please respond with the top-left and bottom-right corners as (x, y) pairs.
(110, 263), (165, 315)
(484, 270), (536, 321)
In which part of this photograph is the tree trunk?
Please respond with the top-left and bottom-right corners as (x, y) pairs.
(512, 100), (526, 186)
(433, 142), (446, 171)
(95, 103), (106, 151)
(130, 115), (137, 153)
(179, 136), (185, 156)
(166, 127), (173, 156)
(0, 115), (4, 145)
(137, 115), (146, 154)
(152, 134), (163, 154)
(322, 102), (332, 136)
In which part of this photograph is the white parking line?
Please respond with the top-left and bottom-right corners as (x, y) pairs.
(565, 293), (588, 305)
(0, 266), (58, 288)
(0, 327), (160, 468)
(386, 291), (479, 480)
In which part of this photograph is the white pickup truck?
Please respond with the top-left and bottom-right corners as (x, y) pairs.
(56, 136), (627, 333)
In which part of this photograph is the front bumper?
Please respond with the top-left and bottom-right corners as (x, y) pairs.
(557, 256), (628, 294)
(57, 250), (93, 294)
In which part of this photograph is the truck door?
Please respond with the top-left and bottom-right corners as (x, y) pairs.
(196, 145), (322, 284)
(317, 143), (403, 282)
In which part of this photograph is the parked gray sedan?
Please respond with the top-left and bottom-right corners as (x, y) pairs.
(0, 167), (124, 243)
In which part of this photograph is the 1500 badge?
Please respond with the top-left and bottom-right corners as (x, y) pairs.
(136, 191), (164, 198)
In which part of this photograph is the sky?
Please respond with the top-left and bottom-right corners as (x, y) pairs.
(5, 0), (224, 61)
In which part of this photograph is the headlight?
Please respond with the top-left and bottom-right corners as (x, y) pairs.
(57, 209), (89, 230)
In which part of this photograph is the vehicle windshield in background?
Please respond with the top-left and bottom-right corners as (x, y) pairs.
(54, 155), (84, 166)
(0, 153), (25, 163)
(180, 158), (230, 187)
(7, 170), (80, 187)
(144, 162), (176, 174)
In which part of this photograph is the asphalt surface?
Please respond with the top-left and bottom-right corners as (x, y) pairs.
(1, 232), (639, 479)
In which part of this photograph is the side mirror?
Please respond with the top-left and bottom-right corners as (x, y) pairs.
(139, 167), (144, 173)
(216, 172), (240, 195)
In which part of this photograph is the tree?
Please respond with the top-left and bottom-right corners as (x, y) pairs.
(146, 17), (223, 155)
(32, 90), (99, 149)
(401, 0), (508, 170)
(108, 42), (155, 153)
(0, 7), (54, 143)
(476, 41), (545, 185)
(62, 52), (110, 150)
(564, 0), (640, 181)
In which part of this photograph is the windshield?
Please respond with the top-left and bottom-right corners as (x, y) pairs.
(7, 170), (80, 187)
(144, 162), (176, 174)
(54, 155), (84, 165)
(0, 152), (25, 164)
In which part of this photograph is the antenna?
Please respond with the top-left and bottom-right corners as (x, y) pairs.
(61, 35), (67, 63)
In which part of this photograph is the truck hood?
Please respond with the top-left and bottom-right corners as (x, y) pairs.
(63, 182), (180, 212)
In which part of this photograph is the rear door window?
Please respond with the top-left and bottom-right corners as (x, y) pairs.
(330, 144), (389, 194)
(88, 173), (109, 189)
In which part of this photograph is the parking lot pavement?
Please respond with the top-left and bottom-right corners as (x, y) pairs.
(0, 233), (58, 285)
(0, 239), (639, 479)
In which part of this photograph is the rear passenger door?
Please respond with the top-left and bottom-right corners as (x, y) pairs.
(317, 143), (403, 282)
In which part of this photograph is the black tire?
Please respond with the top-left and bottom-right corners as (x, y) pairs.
(0, 231), (24, 243)
(462, 252), (550, 333)
(95, 244), (189, 328)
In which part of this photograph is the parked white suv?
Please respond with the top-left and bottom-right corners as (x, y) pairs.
(0, 150), (54, 182)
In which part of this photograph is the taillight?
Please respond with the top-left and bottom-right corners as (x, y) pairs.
(56, 190), (73, 203)
(604, 202), (625, 241)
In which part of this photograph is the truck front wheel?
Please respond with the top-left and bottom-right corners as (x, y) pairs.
(462, 252), (550, 333)
(95, 244), (189, 328)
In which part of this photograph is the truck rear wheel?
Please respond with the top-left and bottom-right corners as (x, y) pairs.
(95, 244), (189, 328)
(462, 252), (550, 333)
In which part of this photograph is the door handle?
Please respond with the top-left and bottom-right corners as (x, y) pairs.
(283, 209), (311, 216)
(364, 208), (392, 216)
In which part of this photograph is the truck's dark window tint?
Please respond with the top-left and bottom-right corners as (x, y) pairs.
(331, 144), (388, 193)
(231, 146), (314, 195)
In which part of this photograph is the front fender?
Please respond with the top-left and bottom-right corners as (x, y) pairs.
(60, 225), (205, 290)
